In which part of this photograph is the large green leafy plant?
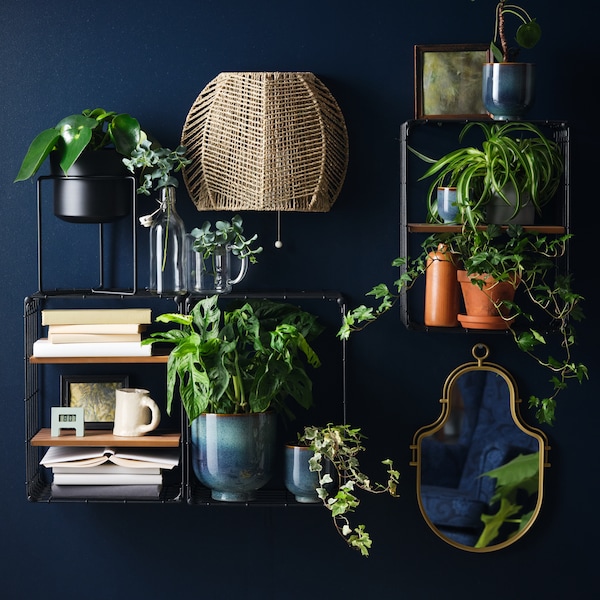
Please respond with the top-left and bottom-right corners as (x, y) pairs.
(143, 295), (324, 422)
(15, 108), (142, 181)
(298, 423), (400, 557)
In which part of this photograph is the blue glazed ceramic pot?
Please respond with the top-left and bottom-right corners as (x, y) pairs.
(482, 63), (535, 121)
(284, 445), (321, 503)
(283, 444), (336, 503)
(191, 412), (277, 502)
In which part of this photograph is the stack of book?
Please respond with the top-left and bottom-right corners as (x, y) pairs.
(33, 308), (153, 357)
(41, 446), (180, 499)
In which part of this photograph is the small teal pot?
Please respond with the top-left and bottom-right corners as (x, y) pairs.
(482, 63), (535, 121)
(191, 412), (277, 502)
(284, 444), (336, 503)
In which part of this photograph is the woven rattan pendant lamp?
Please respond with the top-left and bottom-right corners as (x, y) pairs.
(181, 72), (349, 213)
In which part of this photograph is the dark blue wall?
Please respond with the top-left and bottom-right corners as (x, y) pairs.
(1, 1), (597, 598)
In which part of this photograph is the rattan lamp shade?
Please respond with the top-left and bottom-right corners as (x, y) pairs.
(181, 72), (349, 212)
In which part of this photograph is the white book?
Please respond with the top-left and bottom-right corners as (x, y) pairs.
(33, 338), (152, 357)
(41, 446), (180, 470)
(52, 465), (161, 475)
(52, 472), (163, 485)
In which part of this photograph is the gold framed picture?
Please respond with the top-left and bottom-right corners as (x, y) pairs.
(60, 374), (129, 429)
(414, 44), (492, 119)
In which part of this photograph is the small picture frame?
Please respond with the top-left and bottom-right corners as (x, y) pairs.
(60, 374), (129, 429)
(414, 44), (491, 119)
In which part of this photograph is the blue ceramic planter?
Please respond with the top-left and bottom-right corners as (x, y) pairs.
(437, 187), (459, 223)
(283, 444), (336, 503)
(284, 445), (321, 503)
(482, 63), (535, 121)
(191, 412), (277, 502)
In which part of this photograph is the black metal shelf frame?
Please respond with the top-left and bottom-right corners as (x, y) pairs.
(398, 119), (571, 332)
(24, 290), (347, 506)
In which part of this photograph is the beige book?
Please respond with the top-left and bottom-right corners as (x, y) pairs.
(41, 308), (152, 326)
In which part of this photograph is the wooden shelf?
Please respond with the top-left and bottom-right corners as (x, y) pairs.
(31, 428), (181, 447)
(30, 354), (169, 364)
(407, 223), (566, 234)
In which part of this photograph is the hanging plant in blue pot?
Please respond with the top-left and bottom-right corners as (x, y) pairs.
(143, 295), (324, 502)
(480, 1), (541, 120)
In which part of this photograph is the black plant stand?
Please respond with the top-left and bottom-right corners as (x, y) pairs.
(36, 175), (139, 294)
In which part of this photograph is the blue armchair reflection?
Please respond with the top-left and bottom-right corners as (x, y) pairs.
(419, 370), (540, 548)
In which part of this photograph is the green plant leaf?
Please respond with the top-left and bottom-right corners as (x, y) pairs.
(109, 113), (141, 156)
(14, 128), (61, 182)
(516, 20), (541, 49)
(58, 124), (93, 175)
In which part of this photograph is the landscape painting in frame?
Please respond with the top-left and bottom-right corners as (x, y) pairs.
(61, 374), (129, 429)
(414, 44), (491, 119)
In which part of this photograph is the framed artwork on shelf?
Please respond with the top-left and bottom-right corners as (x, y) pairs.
(60, 374), (129, 429)
(414, 44), (491, 119)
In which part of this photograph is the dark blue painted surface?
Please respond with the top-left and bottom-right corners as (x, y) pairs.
(1, 1), (597, 598)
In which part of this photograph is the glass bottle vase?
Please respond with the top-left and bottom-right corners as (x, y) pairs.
(149, 186), (187, 294)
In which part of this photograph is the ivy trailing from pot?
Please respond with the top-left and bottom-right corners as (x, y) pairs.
(298, 423), (400, 557)
(339, 225), (587, 426)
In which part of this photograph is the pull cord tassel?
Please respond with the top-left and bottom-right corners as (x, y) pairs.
(275, 211), (283, 249)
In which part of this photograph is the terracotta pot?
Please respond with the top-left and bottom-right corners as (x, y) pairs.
(457, 270), (518, 330)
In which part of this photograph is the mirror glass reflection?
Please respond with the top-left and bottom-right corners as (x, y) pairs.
(412, 345), (548, 552)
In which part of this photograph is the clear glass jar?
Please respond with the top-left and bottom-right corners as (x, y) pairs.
(149, 186), (187, 294)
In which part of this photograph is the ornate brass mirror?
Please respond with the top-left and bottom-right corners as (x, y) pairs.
(410, 344), (550, 552)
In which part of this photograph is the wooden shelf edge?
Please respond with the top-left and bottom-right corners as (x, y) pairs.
(407, 223), (566, 234)
(31, 428), (181, 447)
(30, 354), (170, 364)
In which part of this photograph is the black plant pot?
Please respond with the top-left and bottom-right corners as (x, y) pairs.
(51, 149), (133, 223)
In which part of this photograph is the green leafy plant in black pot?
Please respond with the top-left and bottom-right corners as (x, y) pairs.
(14, 108), (142, 181)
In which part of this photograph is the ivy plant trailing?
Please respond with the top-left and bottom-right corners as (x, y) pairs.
(339, 225), (587, 426)
(298, 423), (400, 557)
